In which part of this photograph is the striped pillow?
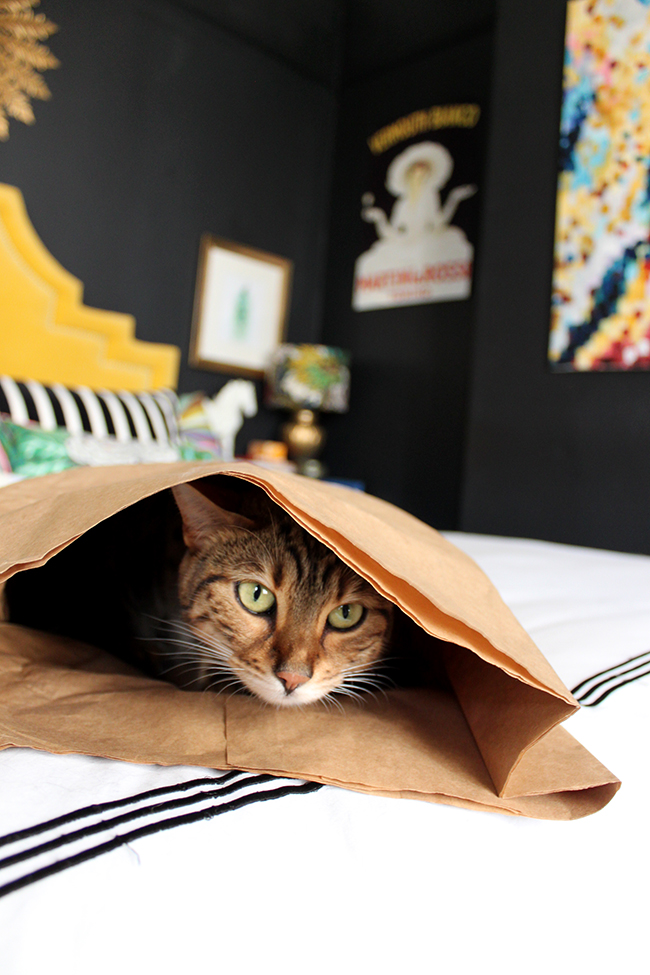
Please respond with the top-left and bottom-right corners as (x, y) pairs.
(0, 377), (179, 446)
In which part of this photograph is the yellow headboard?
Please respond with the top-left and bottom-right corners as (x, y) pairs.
(0, 183), (180, 391)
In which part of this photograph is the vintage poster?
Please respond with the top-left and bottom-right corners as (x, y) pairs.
(549, 0), (650, 371)
(352, 103), (482, 310)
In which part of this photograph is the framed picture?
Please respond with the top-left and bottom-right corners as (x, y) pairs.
(189, 234), (293, 378)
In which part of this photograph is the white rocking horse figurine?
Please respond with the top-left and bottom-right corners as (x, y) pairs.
(202, 379), (258, 461)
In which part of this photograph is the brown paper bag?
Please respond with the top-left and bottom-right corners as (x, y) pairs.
(0, 461), (619, 819)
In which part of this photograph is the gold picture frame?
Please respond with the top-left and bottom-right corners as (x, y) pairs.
(189, 234), (293, 378)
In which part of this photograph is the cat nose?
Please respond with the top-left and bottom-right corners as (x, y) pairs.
(275, 670), (311, 693)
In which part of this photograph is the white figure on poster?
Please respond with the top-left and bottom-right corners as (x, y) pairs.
(353, 141), (477, 309)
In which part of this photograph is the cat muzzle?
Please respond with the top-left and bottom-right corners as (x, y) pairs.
(275, 670), (311, 694)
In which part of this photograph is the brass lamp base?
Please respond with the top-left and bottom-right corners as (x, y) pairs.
(281, 408), (326, 477)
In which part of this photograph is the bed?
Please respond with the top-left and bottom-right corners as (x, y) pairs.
(0, 184), (648, 974)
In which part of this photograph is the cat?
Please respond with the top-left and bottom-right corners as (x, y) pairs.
(5, 478), (394, 709)
(152, 482), (394, 707)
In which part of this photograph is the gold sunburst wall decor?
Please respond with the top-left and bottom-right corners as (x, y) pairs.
(0, 0), (59, 141)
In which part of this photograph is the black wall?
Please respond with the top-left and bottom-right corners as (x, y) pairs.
(0, 0), (337, 446)
(460, 0), (650, 555)
(5, 0), (647, 554)
(321, 31), (492, 527)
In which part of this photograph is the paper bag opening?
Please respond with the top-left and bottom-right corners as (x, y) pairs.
(0, 462), (620, 819)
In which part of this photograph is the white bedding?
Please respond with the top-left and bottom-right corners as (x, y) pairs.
(1, 532), (648, 975)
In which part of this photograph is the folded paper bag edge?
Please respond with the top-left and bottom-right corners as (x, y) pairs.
(212, 467), (586, 795)
(0, 463), (610, 814)
(1, 462), (574, 702)
(0, 463), (582, 721)
(216, 467), (577, 702)
(223, 687), (619, 820)
(0, 623), (619, 821)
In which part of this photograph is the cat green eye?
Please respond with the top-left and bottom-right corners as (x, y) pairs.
(327, 602), (364, 630)
(237, 581), (276, 615)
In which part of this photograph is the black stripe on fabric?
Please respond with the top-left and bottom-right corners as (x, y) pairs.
(0, 773), (274, 871)
(574, 658), (650, 702)
(96, 395), (116, 436)
(137, 397), (158, 439)
(17, 383), (38, 423)
(571, 649), (650, 696)
(69, 390), (92, 433)
(0, 780), (322, 900)
(117, 395), (138, 438)
(0, 771), (243, 849)
(0, 382), (181, 443)
(575, 667), (650, 707)
(572, 651), (650, 706)
(155, 394), (178, 441)
(571, 650), (650, 697)
(44, 386), (66, 428)
(157, 391), (180, 442)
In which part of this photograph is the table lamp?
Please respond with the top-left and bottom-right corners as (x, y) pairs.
(265, 344), (350, 477)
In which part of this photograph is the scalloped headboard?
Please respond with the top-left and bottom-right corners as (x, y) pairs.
(0, 183), (180, 391)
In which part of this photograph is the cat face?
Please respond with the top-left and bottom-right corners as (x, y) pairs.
(171, 483), (393, 708)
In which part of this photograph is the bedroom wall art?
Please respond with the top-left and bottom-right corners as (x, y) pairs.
(352, 103), (481, 310)
(189, 234), (293, 379)
(549, 0), (650, 371)
(0, 0), (58, 141)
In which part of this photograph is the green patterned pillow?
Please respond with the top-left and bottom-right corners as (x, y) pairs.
(0, 417), (218, 479)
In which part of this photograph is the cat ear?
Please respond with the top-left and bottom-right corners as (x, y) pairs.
(172, 483), (254, 551)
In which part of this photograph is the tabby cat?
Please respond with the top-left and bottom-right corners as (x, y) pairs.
(162, 483), (394, 707)
(5, 479), (394, 708)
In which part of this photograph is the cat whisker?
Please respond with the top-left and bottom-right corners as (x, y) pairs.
(176, 670), (222, 690)
(345, 687), (382, 707)
(156, 659), (202, 677)
(202, 675), (244, 695)
(211, 681), (245, 697)
(333, 685), (367, 705)
(139, 613), (190, 634)
(141, 643), (224, 670)
(138, 635), (210, 654)
(184, 632), (232, 661)
(145, 620), (236, 667)
(277, 698), (307, 713)
(342, 659), (396, 685)
(205, 664), (239, 680)
(320, 692), (345, 714)
(153, 639), (230, 664)
(334, 670), (393, 706)
(344, 670), (392, 688)
(176, 621), (233, 653)
(341, 674), (393, 704)
(139, 613), (220, 647)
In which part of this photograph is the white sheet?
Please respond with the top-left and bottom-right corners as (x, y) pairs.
(1, 532), (648, 975)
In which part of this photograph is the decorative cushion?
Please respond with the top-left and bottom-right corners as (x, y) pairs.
(0, 376), (180, 445)
(0, 416), (223, 479)
(0, 378), (225, 479)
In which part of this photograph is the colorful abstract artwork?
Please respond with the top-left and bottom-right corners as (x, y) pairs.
(549, 0), (650, 371)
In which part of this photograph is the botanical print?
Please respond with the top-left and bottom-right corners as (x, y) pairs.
(550, 0), (650, 370)
(190, 235), (292, 378)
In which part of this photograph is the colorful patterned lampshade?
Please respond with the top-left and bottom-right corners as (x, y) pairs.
(265, 344), (350, 413)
